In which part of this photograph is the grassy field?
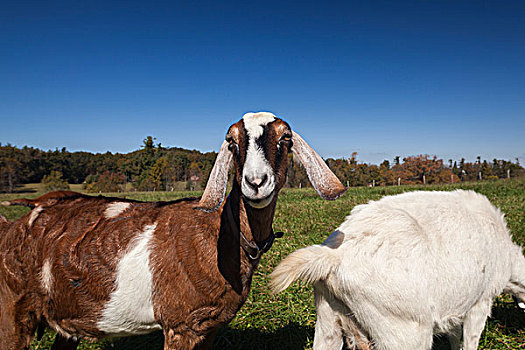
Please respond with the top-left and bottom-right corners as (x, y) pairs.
(0, 180), (524, 349)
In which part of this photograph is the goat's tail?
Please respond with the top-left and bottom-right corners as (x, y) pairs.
(270, 245), (341, 294)
(1, 191), (84, 209)
(0, 213), (8, 223)
(1, 198), (36, 208)
(0, 213), (11, 232)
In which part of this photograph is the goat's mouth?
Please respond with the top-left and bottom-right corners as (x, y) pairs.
(241, 172), (276, 209)
(243, 191), (275, 209)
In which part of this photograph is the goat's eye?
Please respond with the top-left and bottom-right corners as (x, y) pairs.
(279, 133), (292, 143)
(278, 133), (293, 151)
(226, 135), (238, 153)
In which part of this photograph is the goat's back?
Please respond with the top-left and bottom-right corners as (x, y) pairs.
(332, 190), (514, 329)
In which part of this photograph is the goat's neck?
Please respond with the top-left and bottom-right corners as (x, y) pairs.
(217, 184), (277, 296)
(227, 183), (276, 244)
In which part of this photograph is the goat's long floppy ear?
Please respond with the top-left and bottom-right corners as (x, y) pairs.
(196, 140), (233, 212)
(291, 132), (346, 200)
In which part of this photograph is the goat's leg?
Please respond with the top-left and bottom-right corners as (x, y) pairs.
(313, 284), (344, 350)
(0, 297), (39, 350)
(0, 317), (36, 350)
(504, 277), (525, 310)
(462, 299), (492, 350)
(505, 281), (525, 310)
(340, 312), (372, 350)
(0, 290), (20, 349)
(0, 315), (28, 350)
(505, 247), (525, 309)
(447, 325), (461, 350)
(51, 333), (80, 350)
(163, 328), (203, 350)
(194, 329), (218, 350)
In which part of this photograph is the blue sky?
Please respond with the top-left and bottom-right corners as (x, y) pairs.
(1, 0), (524, 164)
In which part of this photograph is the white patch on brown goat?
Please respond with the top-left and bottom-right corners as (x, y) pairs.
(97, 223), (161, 336)
(40, 259), (53, 294)
(104, 202), (131, 219)
(28, 206), (44, 226)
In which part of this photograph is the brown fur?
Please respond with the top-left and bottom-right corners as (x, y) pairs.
(0, 114), (345, 350)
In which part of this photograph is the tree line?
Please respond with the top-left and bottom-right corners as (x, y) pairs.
(0, 138), (523, 193)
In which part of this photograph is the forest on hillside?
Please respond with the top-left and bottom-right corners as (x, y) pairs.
(0, 137), (523, 193)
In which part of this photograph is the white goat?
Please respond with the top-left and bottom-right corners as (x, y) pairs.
(271, 190), (525, 350)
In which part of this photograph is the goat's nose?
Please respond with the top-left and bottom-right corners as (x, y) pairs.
(245, 174), (268, 190)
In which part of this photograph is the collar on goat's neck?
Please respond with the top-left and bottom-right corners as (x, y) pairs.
(224, 185), (282, 261)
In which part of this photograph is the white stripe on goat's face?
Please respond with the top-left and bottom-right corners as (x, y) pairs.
(241, 112), (277, 208)
(97, 223), (161, 336)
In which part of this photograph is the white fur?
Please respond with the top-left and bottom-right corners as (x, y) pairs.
(40, 259), (53, 294)
(241, 112), (277, 207)
(242, 112), (276, 138)
(104, 202), (131, 219)
(28, 206), (44, 226)
(97, 223), (161, 336)
(271, 190), (525, 350)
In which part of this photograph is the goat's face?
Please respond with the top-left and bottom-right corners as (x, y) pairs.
(197, 112), (346, 212)
(226, 112), (291, 209)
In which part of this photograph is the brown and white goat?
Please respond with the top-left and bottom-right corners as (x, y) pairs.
(0, 112), (346, 350)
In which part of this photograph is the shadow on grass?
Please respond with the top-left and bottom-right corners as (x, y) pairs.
(488, 297), (525, 335)
(100, 323), (313, 350)
(94, 324), (459, 350)
(78, 301), (525, 350)
(100, 331), (164, 350)
(213, 323), (313, 350)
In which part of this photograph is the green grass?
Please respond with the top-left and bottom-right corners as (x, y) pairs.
(0, 179), (524, 349)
